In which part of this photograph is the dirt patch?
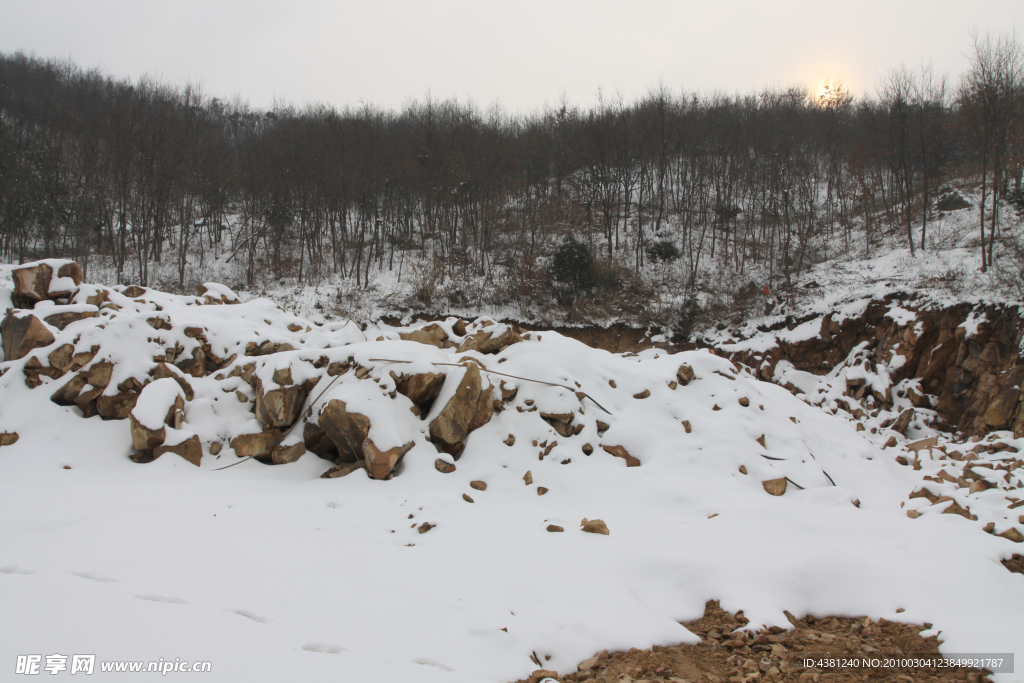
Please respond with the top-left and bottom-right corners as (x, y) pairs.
(512, 600), (994, 683)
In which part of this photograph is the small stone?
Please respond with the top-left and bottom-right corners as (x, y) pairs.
(0, 432), (19, 446)
(547, 525), (564, 532)
(524, 470), (533, 485)
(682, 420), (692, 433)
(209, 442), (222, 455)
(470, 480), (487, 491)
(602, 444), (640, 467)
(906, 510), (921, 519)
(582, 443), (593, 454)
(756, 434), (766, 448)
(537, 487), (548, 495)
(463, 493), (475, 503)
(738, 397), (750, 407)
(668, 381), (677, 390)
(580, 518), (609, 535)
(633, 389), (651, 399)
(503, 434), (515, 446)
(435, 459), (456, 474)
(999, 527), (1024, 543)
(153, 434), (203, 467)
(608, 379), (617, 388)
(738, 465), (747, 474)
(884, 436), (898, 448)
(676, 364), (695, 385)
(712, 404), (721, 411)
(762, 478), (787, 496)
(418, 522), (435, 534)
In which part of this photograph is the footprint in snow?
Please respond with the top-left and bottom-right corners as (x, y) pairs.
(302, 643), (345, 654)
(231, 609), (269, 623)
(0, 565), (34, 575)
(73, 571), (118, 583)
(135, 595), (189, 604)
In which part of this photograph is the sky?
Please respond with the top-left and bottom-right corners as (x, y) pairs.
(1, 1), (1021, 114)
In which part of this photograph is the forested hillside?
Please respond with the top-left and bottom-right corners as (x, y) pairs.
(1, 34), (1022, 328)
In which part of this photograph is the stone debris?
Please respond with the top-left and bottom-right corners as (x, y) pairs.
(762, 478), (788, 496)
(580, 518), (609, 535)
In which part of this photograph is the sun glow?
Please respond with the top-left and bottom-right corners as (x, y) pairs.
(817, 78), (849, 109)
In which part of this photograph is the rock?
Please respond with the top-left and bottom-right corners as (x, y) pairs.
(0, 432), (19, 446)
(154, 434), (203, 466)
(47, 344), (74, 374)
(985, 366), (1024, 427)
(362, 438), (414, 479)
(428, 363), (493, 456)
(318, 399), (371, 462)
(890, 408), (915, 435)
(470, 480), (487, 491)
(122, 285), (146, 298)
(632, 389), (650, 399)
(418, 522), (435, 534)
(230, 430), (283, 457)
(398, 323), (448, 347)
(304, 422), (338, 460)
(457, 326), (522, 354)
(677, 364), (695, 385)
(547, 525), (564, 533)
(393, 370), (446, 409)
(936, 191), (970, 211)
(738, 397), (750, 407)
(434, 458), (456, 474)
(596, 420), (609, 435)
(503, 434), (515, 446)
(762, 478), (788, 496)
(580, 518), (610, 535)
(739, 465), (748, 474)
(1, 311), (55, 361)
(51, 373), (87, 405)
(11, 262), (54, 307)
(682, 420), (692, 433)
(43, 309), (96, 331)
(499, 381), (518, 402)
(601, 444), (641, 467)
(582, 443), (593, 455)
(884, 436), (898, 448)
(463, 493), (474, 503)
(129, 380), (185, 452)
(209, 442), (222, 455)
(321, 461), (365, 478)
(537, 487), (548, 495)
(907, 436), (937, 451)
(524, 470), (533, 485)
(756, 434), (766, 448)
(998, 527), (1024, 543)
(95, 391), (139, 420)
(254, 378), (307, 429)
(272, 442), (306, 465)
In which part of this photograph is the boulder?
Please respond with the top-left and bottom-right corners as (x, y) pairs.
(303, 422), (339, 460)
(398, 323), (448, 348)
(601, 444), (641, 467)
(129, 379), (186, 451)
(1, 311), (55, 361)
(43, 308), (97, 331)
(254, 378), (307, 429)
(318, 399), (371, 462)
(321, 460), (366, 478)
(428, 363), (493, 456)
(984, 366), (1024, 427)
(230, 430), (283, 457)
(393, 371), (446, 410)
(890, 408), (915, 435)
(271, 442), (306, 465)
(470, 480), (487, 491)
(47, 344), (75, 374)
(51, 373), (87, 406)
(11, 262), (54, 307)
(362, 438), (414, 479)
(153, 434), (203, 466)
(936, 191), (970, 211)
(457, 326), (522, 354)
(96, 391), (139, 420)
(580, 518), (610, 535)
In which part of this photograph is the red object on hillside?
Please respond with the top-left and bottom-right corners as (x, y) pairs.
(764, 284), (770, 296)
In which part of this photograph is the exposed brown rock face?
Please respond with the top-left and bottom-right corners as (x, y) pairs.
(230, 430), (282, 457)
(457, 326), (522, 354)
(722, 298), (1024, 437)
(428, 363), (493, 456)
(362, 438), (414, 479)
(2, 312), (55, 361)
(318, 399), (371, 463)
(392, 370), (446, 412)
(398, 323), (448, 347)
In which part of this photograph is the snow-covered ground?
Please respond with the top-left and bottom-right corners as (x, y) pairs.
(0, 276), (1022, 681)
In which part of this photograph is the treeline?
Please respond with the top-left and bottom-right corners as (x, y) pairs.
(0, 33), (1021, 303)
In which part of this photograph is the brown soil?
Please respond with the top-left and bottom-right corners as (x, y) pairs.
(512, 601), (995, 683)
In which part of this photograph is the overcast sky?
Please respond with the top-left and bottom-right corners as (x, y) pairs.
(1, 1), (1020, 113)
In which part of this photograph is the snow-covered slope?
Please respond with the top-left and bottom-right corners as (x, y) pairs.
(0, 275), (1022, 682)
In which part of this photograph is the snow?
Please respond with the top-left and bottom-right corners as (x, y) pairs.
(1, 286), (1023, 682)
(132, 379), (184, 430)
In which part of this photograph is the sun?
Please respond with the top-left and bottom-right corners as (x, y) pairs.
(816, 78), (848, 109)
